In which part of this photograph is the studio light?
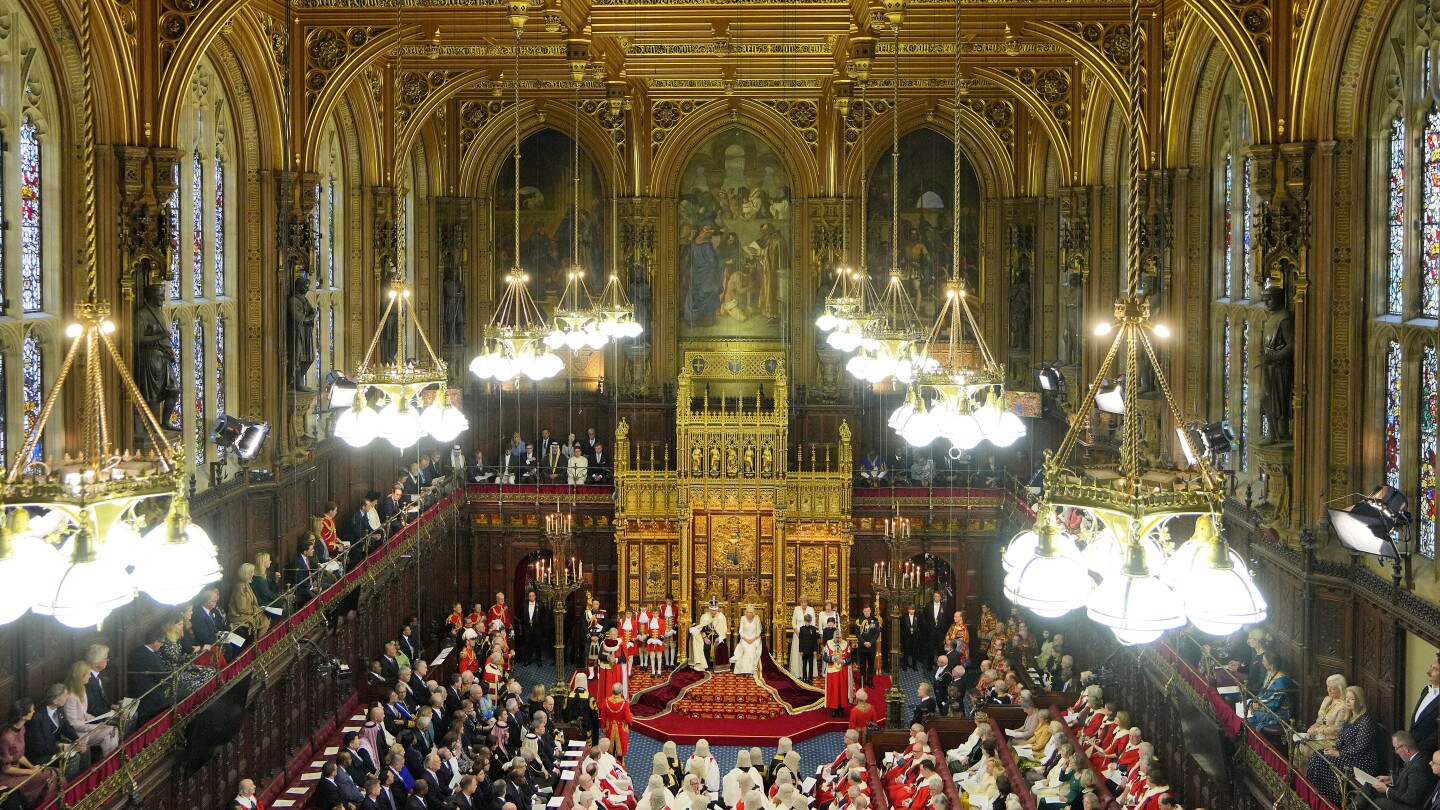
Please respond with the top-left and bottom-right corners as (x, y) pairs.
(1095, 380), (1125, 414)
(210, 415), (271, 461)
(1036, 364), (1067, 398)
(1178, 420), (1234, 466)
(1327, 486), (1412, 558)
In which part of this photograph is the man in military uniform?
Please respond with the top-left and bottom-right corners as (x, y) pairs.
(855, 605), (882, 689)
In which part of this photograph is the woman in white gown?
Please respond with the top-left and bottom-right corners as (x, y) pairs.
(787, 596), (816, 678)
(733, 606), (765, 676)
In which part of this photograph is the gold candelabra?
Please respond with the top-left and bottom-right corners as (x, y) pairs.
(532, 511), (584, 696)
(873, 516), (923, 726)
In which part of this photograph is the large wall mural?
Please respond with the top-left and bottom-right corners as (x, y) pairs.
(492, 129), (607, 302)
(864, 128), (980, 318)
(677, 130), (792, 341)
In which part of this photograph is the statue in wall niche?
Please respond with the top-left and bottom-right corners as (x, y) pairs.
(134, 283), (181, 430)
(1061, 264), (1083, 366)
(442, 269), (467, 347)
(1009, 262), (1031, 351)
(628, 263), (651, 346)
(288, 274), (318, 392)
(379, 258), (400, 364)
(1259, 284), (1295, 444)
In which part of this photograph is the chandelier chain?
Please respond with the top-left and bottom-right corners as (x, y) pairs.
(951, 2), (961, 282)
(890, 24), (900, 276)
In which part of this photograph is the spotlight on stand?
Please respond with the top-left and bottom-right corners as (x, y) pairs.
(1326, 486), (1412, 559)
(325, 372), (357, 410)
(210, 415), (271, 461)
(1094, 378), (1125, 415)
(1178, 420), (1234, 466)
(1036, 363), (1067, 399)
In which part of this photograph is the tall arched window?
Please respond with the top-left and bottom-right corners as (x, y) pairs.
(1210, 78), (1261, 484)
(165, 58), (239, 488)
(0, 5), (63, 466)
(1369, 18), (1440, 558)
(311, 124), (345, 428)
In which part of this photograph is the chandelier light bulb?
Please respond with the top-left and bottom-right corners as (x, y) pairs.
(1003, 511), (1092, 618)
(377, 400), (426, 449)
(334, 401), (379, 448)
(38, 535), (136, 628)
(1086, 544), (1185, 644)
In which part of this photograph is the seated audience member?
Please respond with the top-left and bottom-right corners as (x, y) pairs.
(159, 610), (220, 699)
(1244, 652), (1293, 734)
(1306, 685), (1384, 803)
(192, 586), (233, 648)
(128, 627), (176, 726)
(230, 562), (272, 638)
(519, 443), (541, 484)
(1294, 673), (1349, 769)
(588, 444), (612, 485)
(62, 661), (119, 756)
(291, 536), (319, 605)
(252, 552), (288, 616)
(1, 699), (60, 807)
(568, 446), (590, 485)
(234, 777), (262, 809)
(27, 684), (89, 777)
(1364, 731), (1436, 810)
(313, 760), (350, 809)
(83, 644), (119, 718)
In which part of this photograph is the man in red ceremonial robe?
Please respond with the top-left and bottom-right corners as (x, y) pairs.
(848, 689), (882, 735)
(458, 637), (479, 675)
(599, 683), (633, 759)
(481, 650), (506, 699)
(823, 634), (854, 717)
(487, 592), (513, 638)
(446, 603), (465, 635)
(618, 610), (639, 666)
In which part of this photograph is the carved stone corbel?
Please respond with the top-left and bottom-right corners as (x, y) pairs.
(115, 147), (181, 299)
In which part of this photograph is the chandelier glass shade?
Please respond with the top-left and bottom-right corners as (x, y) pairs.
(471, 272), (567, 382)
(890, 282), (1023, 452)
(2, 303), (220, 627)
(592, 272), (643, 339)
(340, 280), (466, 449)
(1002, 511), (1092, 618)
(546, 271), (608, 351)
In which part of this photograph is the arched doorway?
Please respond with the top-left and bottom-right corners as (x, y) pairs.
(512, 551), (588, 668)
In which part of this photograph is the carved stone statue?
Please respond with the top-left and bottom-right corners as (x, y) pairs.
(1259, 284), (1295, 444)
(288, 274), (318, 392)
(442, 269), (466, 347)
(628, 262), (652, 346)
(1061, 265), (1083, 365)
(379, 259), (400, 364)
(134, 283), (180, 430)
(1009, 263), (1031, 351)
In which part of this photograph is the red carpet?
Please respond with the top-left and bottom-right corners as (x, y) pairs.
(618, 657), (890, 746)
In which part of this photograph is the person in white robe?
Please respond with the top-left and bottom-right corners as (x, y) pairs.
(689, 601), (730, 672)
(733, 607), (765, 676)
(788, 596), (816, 678)
(687, 739), (722, 796)
(723, 751), (757, 807)
(640, 775), (676, 810)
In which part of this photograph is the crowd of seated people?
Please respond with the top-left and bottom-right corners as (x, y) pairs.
(856, 448), (1007, 490)
(458, 428), (614, 487)
(1052, 685), (1172, 810)
(880, 725), (949, 810)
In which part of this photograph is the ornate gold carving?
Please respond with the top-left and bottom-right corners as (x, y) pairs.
(158, 0), (211, 72)
(304, 27), (387, 113)
(761, 100), (820, 152)
(651, 98), (709, 151)
(1062, 22), (1132, 67)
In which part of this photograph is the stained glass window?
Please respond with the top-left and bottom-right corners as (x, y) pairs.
(1242, 157), (1254, 299)
(193, 319), (205, 468)
(1222, 154), (1233, 299)
(1385, 340), (1403, 489)
(0, 352), (6, 465)
(215, 314), (225, 422)
(214, 154), (225, 298)
(1390, 117), (1407, 316)
(1424, 110), (1440, 318)
(1221, 319), (1232, 468)
(21, 333), (41, 460)
(1240, 320), (1250, 472)
(18, 117), (41, 314)
(327, 178), (336, 289)
(1419, 344), (1438, 559)
(328, 304), (336, 373)
(191, 151), (204, 299)
(168, 318), (181, 428)
(169, 164), (181, 301)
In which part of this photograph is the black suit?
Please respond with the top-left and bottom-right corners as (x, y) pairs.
(933, 670), (953, 713)
(899, 613), (921, 668)
(588, 453), (611, 485)
(920, 601), (947, 658)
(1375, 751), (1439, 810)
(313, 777), (346, 809)
(376, 788), (399, 810)
(192, 604), (230, 646)
(380, 655), (402, 680)
(26, 706), (79, 763)
(86, 670), (111, 712)
(1412, 687), (1440, 757)
(515, 600), (547, 665)
(379, 495), (404, 528)
(911, 696), (938, 726)
(400, 635), (422, 666)
(448, 792), (476, 809)
(291, 554), (317, 603)
(127, 643), (175, 726)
